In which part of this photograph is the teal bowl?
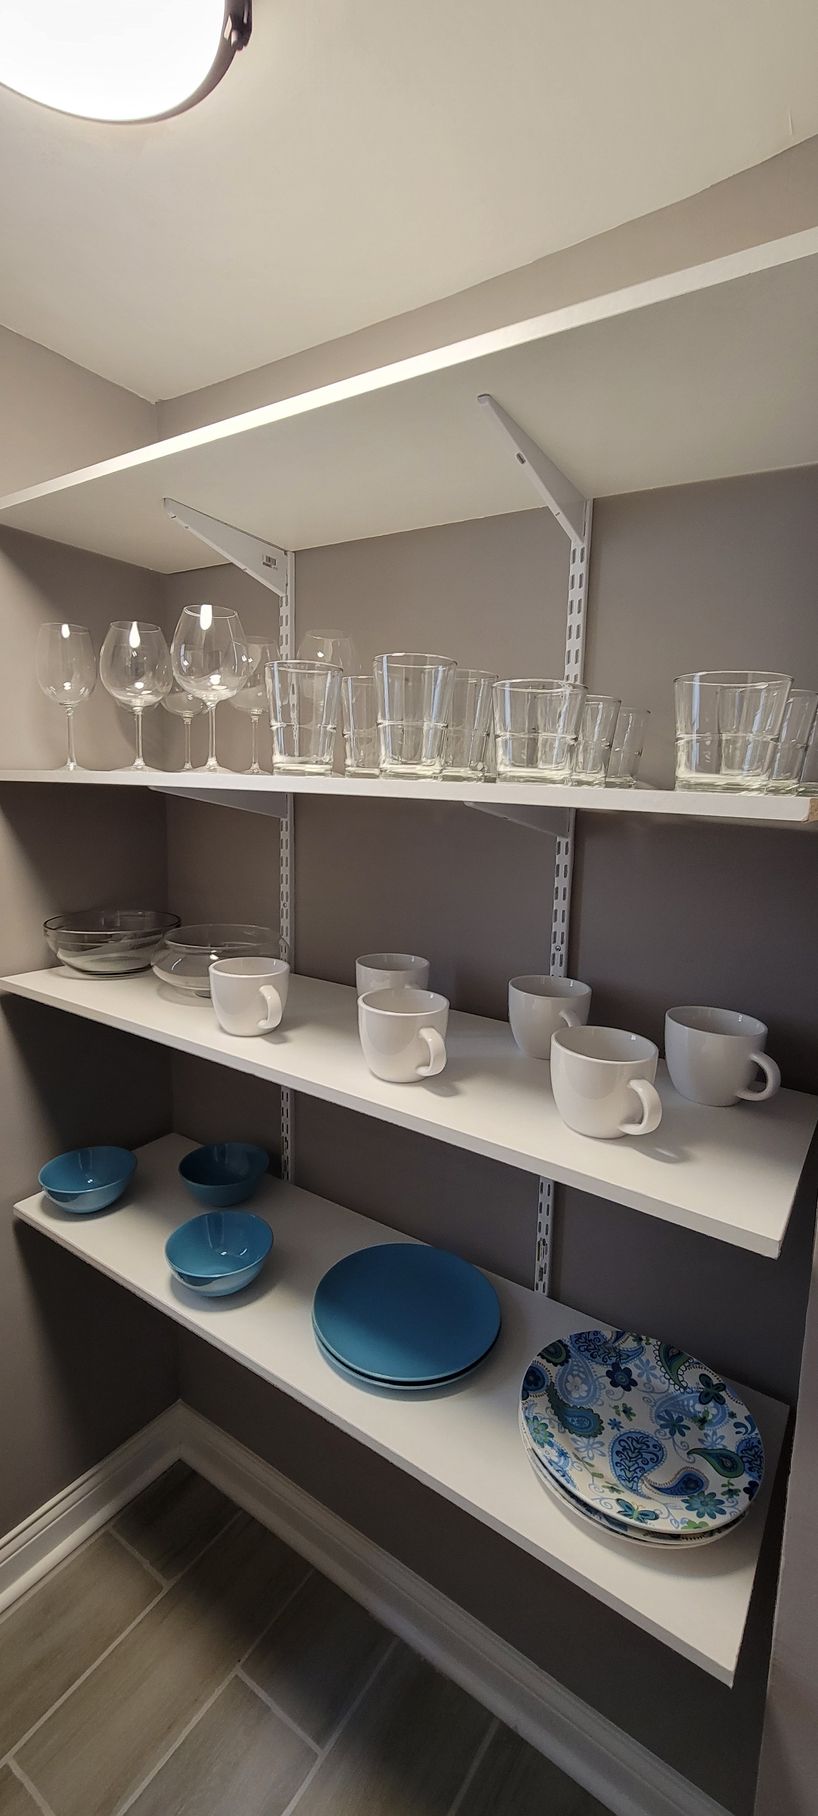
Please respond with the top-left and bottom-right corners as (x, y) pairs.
(38, 1146), (136, 1214)
(165, 1210), (273, 1297)
(178, 1142), (268, 1209)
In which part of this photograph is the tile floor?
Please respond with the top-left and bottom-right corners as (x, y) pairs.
(0, 1464), (611, 1816)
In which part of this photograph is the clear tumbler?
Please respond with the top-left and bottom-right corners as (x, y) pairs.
(767, 689), (818, 791)
(267, 659), (342, 775)
(674, 671), (792, 791)
(606, 706), (650, 787)
(574, 695), (621, 785)
(442, 669), (497, 781)
(342, 675), (380, 777)
(374, 653), (456, 778)
(493, 679), (586, 782)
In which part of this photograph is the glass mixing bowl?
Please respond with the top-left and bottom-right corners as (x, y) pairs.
(44, 910), (180, 976)
(151, 924), (288, 996)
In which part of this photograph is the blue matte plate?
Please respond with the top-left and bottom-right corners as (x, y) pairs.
(312, 1243), (501, 1385)
(312, 1317), (498, 1388)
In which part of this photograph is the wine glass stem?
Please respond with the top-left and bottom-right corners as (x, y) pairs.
(65, 708), (77, 772)
(133, 707), (145, 770)
(206, 704), (218, 771)
(250, 713), (261, 774)
(183, 718), (193, 770)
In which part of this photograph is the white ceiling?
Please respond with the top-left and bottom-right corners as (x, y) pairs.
(1, 0), (817, 403)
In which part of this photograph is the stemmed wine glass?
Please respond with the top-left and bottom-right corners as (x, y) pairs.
(100, 621), (172, 769)
(170, 604), (248, 773)
(228, 639), (278, 773)
(161, 691), (204, 771)
(35, 622), (96, 771)
(297, 629), (359, 673)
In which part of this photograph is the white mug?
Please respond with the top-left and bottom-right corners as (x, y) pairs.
(209, 957), (290, 1037)
(358, 986), (449, 1082)
(551, 1026), (662, 1139)
(508, 974), (591, 1060)
(356, 952), (430, 997)
(665, 1006), (781, 1107)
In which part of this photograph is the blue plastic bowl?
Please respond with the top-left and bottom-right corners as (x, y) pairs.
(165, 1211), (273, 1297)
(38, 1145), (136, 1214)
(178, 1142), (268, 1209)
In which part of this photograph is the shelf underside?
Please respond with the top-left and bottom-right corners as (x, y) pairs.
(0, 235), (817, 568)
(3, 970), (815, 1257)
(13, 1134), (787, 1683)
(0, 770), (815, 831)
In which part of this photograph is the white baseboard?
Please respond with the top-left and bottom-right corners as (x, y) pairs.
(0, 1401), (730, 1816)
(0, 1402), (185, 1614)
(180, 1406), (730, 1816)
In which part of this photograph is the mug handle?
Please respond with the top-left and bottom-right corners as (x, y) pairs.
(619, 1079), (663, 1137)
(257, 986), (283, 1033)
(417, 1027), (447, 1078)
(737, 1052), (780, 1102)
(560, 1006), (580, 1028)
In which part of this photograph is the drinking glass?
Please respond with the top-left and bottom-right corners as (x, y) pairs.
(35, 622), (96, 771)
(374, 653), (456, 778)
(442, 669), (496, 781)
(674, 671), (792, 791)
(267, 659), (342, 774)
(606, 706), (650, 787)
(767, 689), (818, 792)
(100, 621), (172, 770)
(297, 629), (359, 674)
(171, 604), (249, 773)
(493, 678), (585, 781)
(342, 675), (379, 776)
(574, 694), (621, 785)
(228, 640), (278, 773)
(161, 690), (204, 770)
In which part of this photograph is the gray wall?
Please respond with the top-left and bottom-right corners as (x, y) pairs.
(165, 467), (818, 1814)
(0, 529), (176, 1531)
(0, 327), (155, 495)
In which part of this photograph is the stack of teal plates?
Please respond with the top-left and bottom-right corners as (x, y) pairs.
(520, 1326), (764, 1547)
(313, 1243), (501, 1391)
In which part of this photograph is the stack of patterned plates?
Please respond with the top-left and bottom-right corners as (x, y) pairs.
(313, 1242), (501, 1391)
(520, 1326), (764, 1547)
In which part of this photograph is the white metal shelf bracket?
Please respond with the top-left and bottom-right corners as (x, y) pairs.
(163, 499), (289, 599)
(478, 395), (593, 1295)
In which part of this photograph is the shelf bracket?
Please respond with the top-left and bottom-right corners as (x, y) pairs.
(465, 801), (570, 838)
(163, 499), (290, 600)
(477, 395), (590, 548)
(149, 785), (290, 820)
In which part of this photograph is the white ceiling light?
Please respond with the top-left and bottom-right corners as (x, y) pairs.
(0, 1), (251, 123)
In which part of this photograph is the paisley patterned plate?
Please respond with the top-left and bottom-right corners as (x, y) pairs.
(520, 1326), (764, 1539)
(519, 1409), (745, 1547)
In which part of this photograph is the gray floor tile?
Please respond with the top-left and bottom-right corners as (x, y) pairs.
(0, 1532), (158, 1756)
(126, 1675), (314, 1816)
(293, 1641), (490, 1816)
(457, 1723), (613, 1815)
(113, 1463), (235, 1579)
(19, 1514), (310, 1816)
(0, 1768), (43, 1816)
(244, 1573), (391, 1746)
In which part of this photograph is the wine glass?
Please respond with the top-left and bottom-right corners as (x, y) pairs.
(100, 621), (172, 769)
(161, 690), (204, 771)
(297, 629), (359, 674)
(171, 604), (248, 773)
(35, 622), (96, 771)
(228, 639), (278, 773)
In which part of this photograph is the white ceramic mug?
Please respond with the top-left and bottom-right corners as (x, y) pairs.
(356, 952), (431, 997)
(508, 974), (591, 1060)
(209, 957), (290, 1036)
(358, 986), (449, 1082)
(550, 1026), (663, 1139)
(665, 1006), (781, 1107)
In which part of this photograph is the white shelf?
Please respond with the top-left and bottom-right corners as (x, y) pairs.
(0, 231), (817, 567)
(3, 970), (815, 1257)
(0, 769), (815, 830)
(13, 1134), (787, 1684)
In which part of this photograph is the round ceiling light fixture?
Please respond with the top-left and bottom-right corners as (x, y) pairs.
(0, 1), (252, 123)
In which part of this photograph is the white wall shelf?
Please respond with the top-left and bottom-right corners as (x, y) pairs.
(0, 769), (815, 831)
(3, 969), (815, 1257)
(0, 231), (816, 569)
(13, 1133), (788, 1685)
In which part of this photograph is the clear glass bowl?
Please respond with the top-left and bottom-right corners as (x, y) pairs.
(152, 923), (289, 996)
(44, 910), (180, 976)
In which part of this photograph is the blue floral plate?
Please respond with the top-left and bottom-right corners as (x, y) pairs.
(520, 1327), (764, 1539)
